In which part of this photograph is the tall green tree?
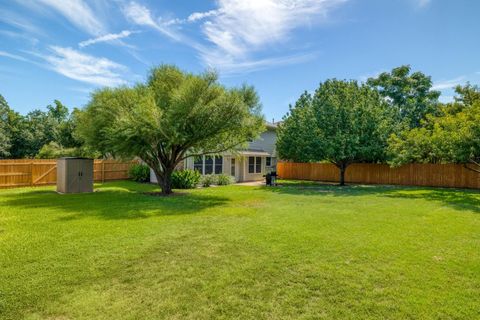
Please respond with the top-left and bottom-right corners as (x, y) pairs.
(388, 84), (480, 172)
(367, 65), (440, 128)
(278, 80), (392, 185)
(76, 65), (264, 194)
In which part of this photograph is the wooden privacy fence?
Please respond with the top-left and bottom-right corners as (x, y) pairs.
(277, 162), (480, 189)
(0, 159), (136, 189)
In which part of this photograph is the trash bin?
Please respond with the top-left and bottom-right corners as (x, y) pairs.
(264, 172), (272, 186)
(270, 171), (277, 186)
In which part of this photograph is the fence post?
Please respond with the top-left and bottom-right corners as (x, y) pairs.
(30, 161), (34, 186)
(102, 160), (105, 183)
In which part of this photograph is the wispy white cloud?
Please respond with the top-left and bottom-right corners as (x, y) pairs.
(121, 2), (207, 54)
(34, 46), (128, 87)
(0, 29), (39, 45)
(0, 9), (45, 36)
(34, 0), (106, 35)
(200, 0), (346, 60)
(0, 50), (32, 63)
(187, 9), (220, 23)
(79, 30), (136, 48)
(432, 76), (465, 90)
(122, 1), (182, 41)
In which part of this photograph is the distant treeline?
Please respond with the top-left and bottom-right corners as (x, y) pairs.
(0, 97), (98, 159)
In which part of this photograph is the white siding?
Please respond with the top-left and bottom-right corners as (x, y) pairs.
(247, 128), (277, 156)
(150, 169), (157, 183)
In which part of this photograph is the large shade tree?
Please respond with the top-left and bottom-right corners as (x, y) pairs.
(76, 65), (264, 194)
(367, 65), (440, 129)
(277, 79), (392, 185)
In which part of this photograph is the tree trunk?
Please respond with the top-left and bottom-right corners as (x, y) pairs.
(154, 166), (174, 195)
(160, 166), (174, 195)
(337, 162), (348, 186)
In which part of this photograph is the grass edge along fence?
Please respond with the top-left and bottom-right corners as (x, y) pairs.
(277, 162), (480, 189)
(0, 159), (137, 189)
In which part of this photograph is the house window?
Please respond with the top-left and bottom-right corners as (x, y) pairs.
(193, 156), (223, 175)
(231, 158), (235, 176)
(248, 157), (255, 173)
(256, 157), (262, 173)
(215, 156), (223, 174)
(193, 156), (203, 173)
(266, 157), (271, 167)
(248, 157), (262, 174)
(204, 156), (213, 174)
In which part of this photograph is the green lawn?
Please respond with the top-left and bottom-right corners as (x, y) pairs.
(1, 181), (479, 319)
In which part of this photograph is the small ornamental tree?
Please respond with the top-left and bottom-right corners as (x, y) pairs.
(278, 80), (392, 185)
(76, 65), (264, 194)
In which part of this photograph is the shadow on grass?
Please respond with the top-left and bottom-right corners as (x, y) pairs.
(261, 180), (480, 213)
(381, 188), (480, 213)
(4, 182), (230, 220)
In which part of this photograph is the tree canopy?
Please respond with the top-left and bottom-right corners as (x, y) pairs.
(367, 65), (440, 128)
(76, 65), (264, 194)
(277, 79), (392, 185)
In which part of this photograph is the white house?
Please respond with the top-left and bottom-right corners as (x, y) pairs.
(150, 122), (278, 183)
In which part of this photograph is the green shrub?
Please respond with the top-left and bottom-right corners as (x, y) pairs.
(171, 169), (201, 189)
(216, 173), (234, 186)
(201, 174), (216, 187)
(128, 163), (150, 183)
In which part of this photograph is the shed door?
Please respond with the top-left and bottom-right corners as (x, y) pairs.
(82, 160), (93, 192)
(66, 160), (79, 193)
(78, 160), (84, 193)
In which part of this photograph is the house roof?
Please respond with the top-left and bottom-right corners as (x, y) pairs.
(265, 121), (280, 130)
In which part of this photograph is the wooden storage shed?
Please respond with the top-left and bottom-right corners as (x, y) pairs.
(57, 157), (94, 194)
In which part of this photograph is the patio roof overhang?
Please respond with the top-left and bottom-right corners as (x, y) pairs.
(236, 150), (271, 157)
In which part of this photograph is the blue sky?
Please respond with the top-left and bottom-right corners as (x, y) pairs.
(1, 0), (479, 121)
